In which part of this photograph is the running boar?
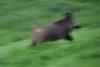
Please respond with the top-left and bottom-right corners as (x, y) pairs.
(31, 12), (81, 46)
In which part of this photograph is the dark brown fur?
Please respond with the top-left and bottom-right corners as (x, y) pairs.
(31, 12), (81, 46)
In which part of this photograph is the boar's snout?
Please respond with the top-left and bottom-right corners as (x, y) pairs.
(73, 23), (82, 29)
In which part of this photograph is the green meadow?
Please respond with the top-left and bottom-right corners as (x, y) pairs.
(0, 0), (100, 67)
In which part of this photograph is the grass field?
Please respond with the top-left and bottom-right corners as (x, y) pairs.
(0, 0), (100, 67)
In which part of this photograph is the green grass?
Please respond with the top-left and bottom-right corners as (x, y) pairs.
(0, 0), (100, 67)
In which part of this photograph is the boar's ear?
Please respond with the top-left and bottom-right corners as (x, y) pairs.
(64, 12), (73, 21)
(64, 12), (73, 17)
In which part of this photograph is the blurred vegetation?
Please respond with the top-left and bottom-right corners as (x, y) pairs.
(0, 0), (100, 67)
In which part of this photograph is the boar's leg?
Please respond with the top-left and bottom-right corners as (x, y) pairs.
(30, 37), (45, 47)
(64, 34), (73, 41)
(30, 29), (47, 47)
(30, 38), (37, 47)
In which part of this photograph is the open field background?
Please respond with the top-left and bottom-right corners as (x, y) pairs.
(0, 0), (100, 67)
